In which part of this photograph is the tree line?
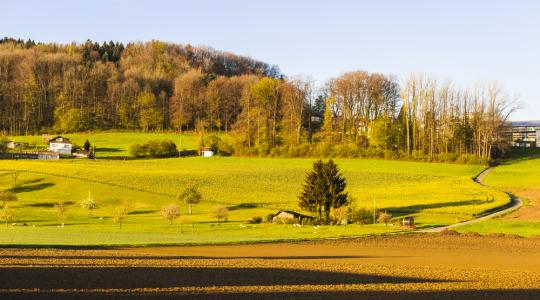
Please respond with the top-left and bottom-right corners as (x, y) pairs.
(0, 38), (515, 161)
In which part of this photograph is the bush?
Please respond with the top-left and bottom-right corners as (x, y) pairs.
(265, 213), (275, 223)
(129, 139), (177, 158)
(351, 208), (376, 224)
(248, 216), (263, 224)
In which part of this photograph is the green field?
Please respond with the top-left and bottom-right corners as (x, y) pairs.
(0, 146), (511, 245)
(11, 132), (199, 157)
(458, 151), (540, 237)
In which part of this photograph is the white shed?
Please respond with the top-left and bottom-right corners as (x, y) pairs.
(201, 150), (214, 157)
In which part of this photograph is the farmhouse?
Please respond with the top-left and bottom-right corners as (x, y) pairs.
(272, 210), (315, 224)
(48, 136), (72, 155)
(507, 121), (540, 148)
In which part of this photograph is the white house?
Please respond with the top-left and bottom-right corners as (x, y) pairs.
(48, 136), (72, 155)
(201, 150), (214, 157)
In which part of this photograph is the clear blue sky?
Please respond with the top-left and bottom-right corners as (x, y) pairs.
(4, 0), (539, 120)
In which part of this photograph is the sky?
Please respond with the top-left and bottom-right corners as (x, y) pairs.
(3, 0), (539, 120)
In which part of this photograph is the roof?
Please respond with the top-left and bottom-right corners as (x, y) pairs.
(511, 120), (540, 127)
(48, 136), (72, 144)
(275, 210), (315, 219)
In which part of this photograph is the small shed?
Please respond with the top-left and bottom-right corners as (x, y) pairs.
(6, 141), (29, 149)
(48, 136), (72, 155)
(201, 148), (214, 157)
(402, 216), (415, 228)
(273, 210), (315, 224)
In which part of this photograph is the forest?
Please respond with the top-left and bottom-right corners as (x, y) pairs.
(0, 38), (515, 161)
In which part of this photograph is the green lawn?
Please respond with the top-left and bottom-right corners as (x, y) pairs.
(0, 153), (511, 245)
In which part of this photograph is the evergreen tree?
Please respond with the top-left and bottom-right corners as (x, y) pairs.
(298, 159), (348, 223)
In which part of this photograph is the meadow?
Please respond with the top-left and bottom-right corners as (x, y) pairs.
(458, 151), (540, 237)
(0, 150), (510, 245)
(12, 132), (199, 157)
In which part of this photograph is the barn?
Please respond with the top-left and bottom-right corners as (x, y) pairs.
(272, 210), (315, 224)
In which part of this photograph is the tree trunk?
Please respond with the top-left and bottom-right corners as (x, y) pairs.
(188, 203), (192, 215)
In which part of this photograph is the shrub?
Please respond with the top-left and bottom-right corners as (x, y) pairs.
(351, 208), (376, 224)
(377, 211), (392, 226)
(439, 229), (460, 236)
(248, 216), (263, 224)
(129, 139), (177, 158)
(265, 213), (275, 223)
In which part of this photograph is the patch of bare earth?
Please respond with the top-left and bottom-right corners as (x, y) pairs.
(505, 188), (540, 220)
(1, 234), (540, 299)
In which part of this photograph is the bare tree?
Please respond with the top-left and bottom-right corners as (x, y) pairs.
(0, 204), (14, 227)
(213, 207), (229, 226)
(11, 171), (20, 189)
(80, 191), (98, 216)
(0, 190), (17, 208)
(113, 201), (129, 229)
(55, 201), (67, 228)
(161, 203), (180, 225)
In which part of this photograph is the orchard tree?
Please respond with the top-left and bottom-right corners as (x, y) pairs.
(177, 185), (202, 215)
(161, 203), (180, 225)
(0, 190), (17, 208)
(80, 191), (98, 215)
(0, 204), (14, 227)
(213, 207), (229, 226)
(113, 201), (129, 229)
(298, 159), (348, 223)
(56, 201), (67, 228)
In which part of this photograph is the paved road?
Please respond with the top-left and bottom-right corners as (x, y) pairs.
(420, 167), (523, 233)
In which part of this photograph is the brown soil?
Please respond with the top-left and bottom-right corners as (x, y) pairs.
(1, 234), (540, 299)
(505, 188), (540, 220)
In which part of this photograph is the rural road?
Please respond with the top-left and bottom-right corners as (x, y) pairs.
(420, 167), (523, 233)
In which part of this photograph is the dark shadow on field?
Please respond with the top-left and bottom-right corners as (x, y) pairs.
(227, 202), (279, 210)
(11, 182), (55, 193)
(0, 267), (446, 289)
(22, 201), (74, 208)
(0, 255), (410, 260)
(95, 147), (123, 153)
(128, 210), (158, 215)
(387, 200), (484, 217)
(4, 289), (540, 300)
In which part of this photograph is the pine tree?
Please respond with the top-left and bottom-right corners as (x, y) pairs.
(298, 159), (348, 223)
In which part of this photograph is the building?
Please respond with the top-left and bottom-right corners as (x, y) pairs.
(272, 210), (315, 224)
(48, 136), (72, 155)
(6, 141), (29, 149)
(508, 121), (540, 148)
(201, 148), (214, 157)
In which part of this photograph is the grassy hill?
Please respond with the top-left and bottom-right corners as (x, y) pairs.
(0, 152), (510, 245)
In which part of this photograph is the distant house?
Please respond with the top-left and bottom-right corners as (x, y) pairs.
(273, 210), (315, 224)
(6, 141), (29, 149)
(201, 148), (214, 157)
(48, 136), (72, 155)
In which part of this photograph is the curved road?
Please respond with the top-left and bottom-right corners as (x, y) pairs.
(420, 167), (523, 233)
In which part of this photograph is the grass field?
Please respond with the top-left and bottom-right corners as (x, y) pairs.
(1, 235), (540, 299)
(0, 150), (510, 245)
(458, 150), (540, 237)
(11, 132), (199, 157)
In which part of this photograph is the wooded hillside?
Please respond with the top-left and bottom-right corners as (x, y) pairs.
(0, 38), (515, 161)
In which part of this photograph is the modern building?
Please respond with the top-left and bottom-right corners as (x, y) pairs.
(508, 121), (540, 148)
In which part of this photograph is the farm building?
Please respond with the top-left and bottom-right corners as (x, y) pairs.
(201, 149), (214, 157)
(507, 121), (540, 148)
(6, 141), (29, 149)
(48, 136), (72, 155)
(272, 210), (315, 224)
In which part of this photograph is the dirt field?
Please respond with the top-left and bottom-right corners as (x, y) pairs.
(1, 234), (540, 299)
